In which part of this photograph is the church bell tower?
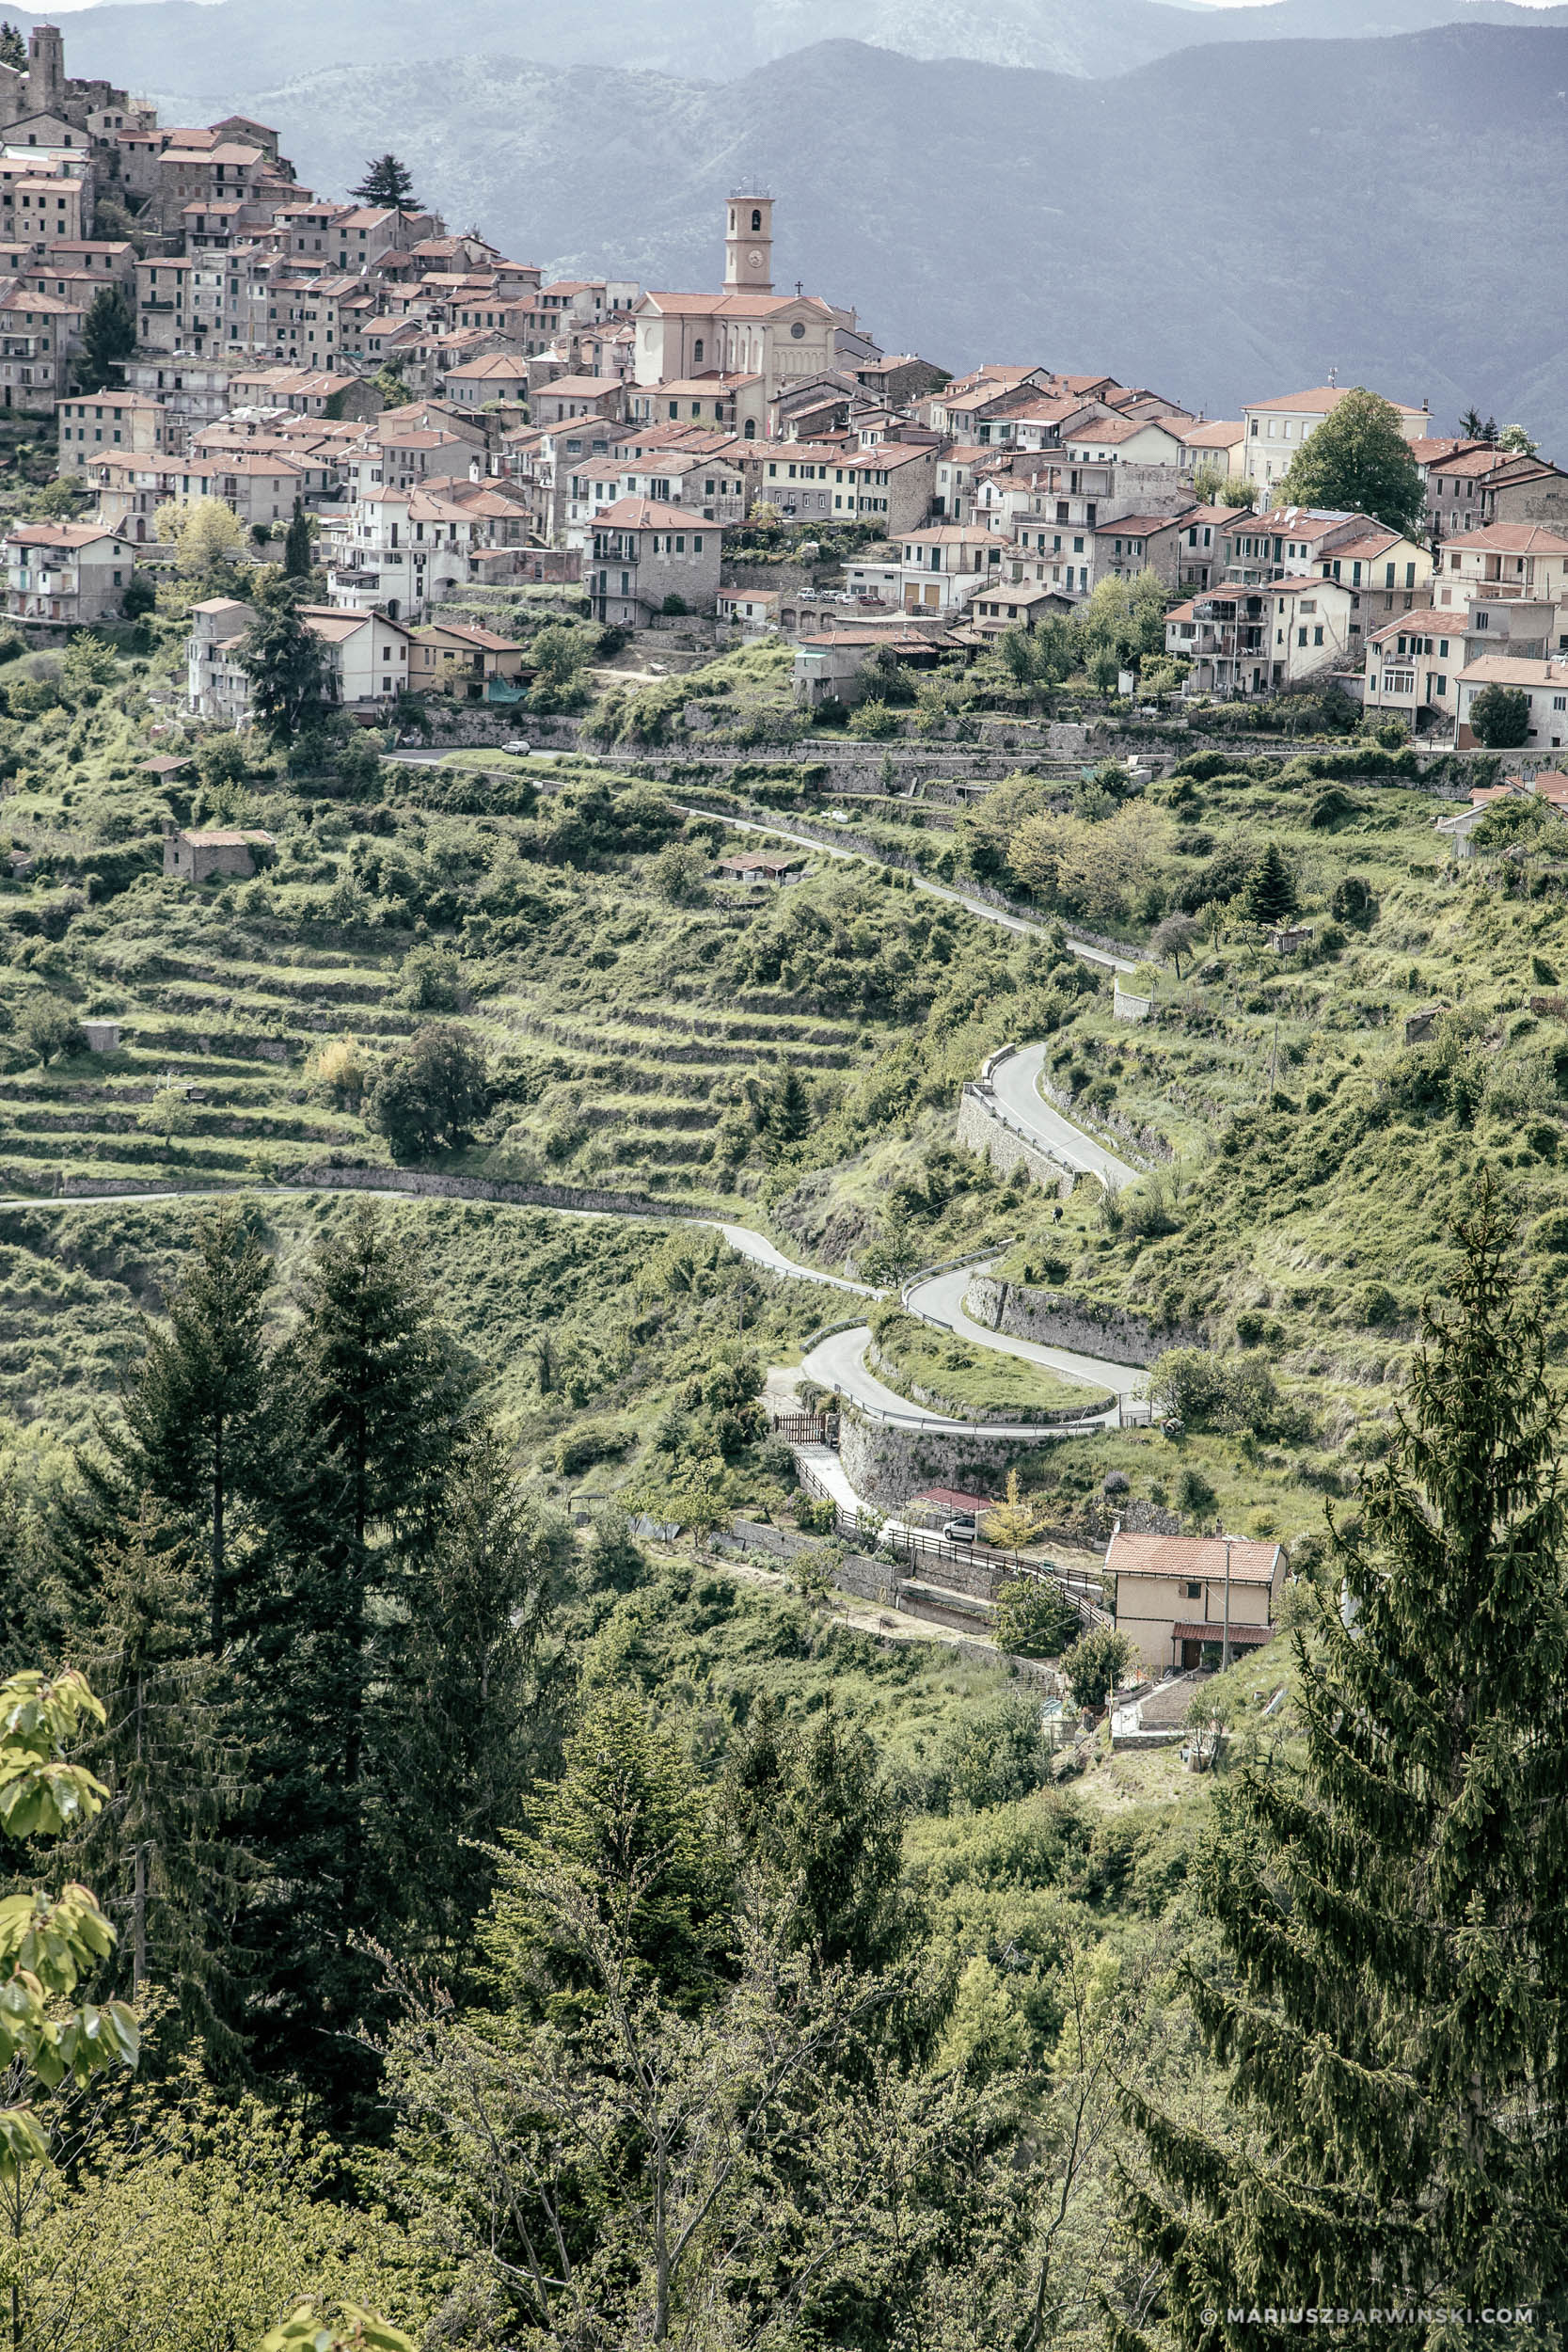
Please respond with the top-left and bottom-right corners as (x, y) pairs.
(724, 193), (774, 295)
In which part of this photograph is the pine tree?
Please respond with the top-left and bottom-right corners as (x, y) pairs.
(350, 153), (420, 211)
(721, 1697), (908, 1968)
(236, 581), (332, 742)
(1118, 1186), (1568, 2337)
(282, 497), (312, 580)
(104, 1205), (274, 1654)
(0, 22), (24, 70)
(1243, 842), (1296, 928)
(71, 285), (135, 396)
(764, 1061), (811, 1152)
(65, 1504), (251, 2064)
(376, 1426), (570, 1963)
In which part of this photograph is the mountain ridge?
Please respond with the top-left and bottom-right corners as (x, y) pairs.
(216, 25), (1568, 446)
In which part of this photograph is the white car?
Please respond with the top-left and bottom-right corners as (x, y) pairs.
(501, 739), (531, 755)
(942, 1517), (977, 1544)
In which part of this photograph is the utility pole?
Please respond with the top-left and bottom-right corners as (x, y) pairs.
(1220, 1530), (1234, 1669)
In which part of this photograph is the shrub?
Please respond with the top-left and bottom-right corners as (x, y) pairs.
(1468, 684), (1531, 749)
(553, 1421), (632, 1477)
(1177, 1467), (1217, 1518)
(847, 698), (900, 739)
(795, 1494), (838, 1535)
(396, 944), (465, 1011)
(1329, 873), (1377, 929)
(306, 1034), (373, 1111)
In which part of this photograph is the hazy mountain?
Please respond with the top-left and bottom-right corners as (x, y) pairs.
(235, 25), (1568, 448)
(13, 0), (1568, 105)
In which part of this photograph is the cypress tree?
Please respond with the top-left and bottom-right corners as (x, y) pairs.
(282, 497), (313, 580)
(764, 1061), (811, 1152)
(1117, 1185), (1568, 2337)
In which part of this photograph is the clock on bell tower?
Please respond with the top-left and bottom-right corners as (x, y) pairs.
(723, 192), (774, 294)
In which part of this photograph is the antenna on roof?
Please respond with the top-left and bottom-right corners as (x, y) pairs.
(1327, 365), (1338, 389)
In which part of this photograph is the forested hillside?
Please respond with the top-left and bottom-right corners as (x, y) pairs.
(6, 560), (1568, 2341)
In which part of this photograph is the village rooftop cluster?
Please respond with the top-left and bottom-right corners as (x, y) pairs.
(3, 23), (1568, 750)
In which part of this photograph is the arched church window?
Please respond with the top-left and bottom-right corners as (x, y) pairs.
(751, 208), (762, 232)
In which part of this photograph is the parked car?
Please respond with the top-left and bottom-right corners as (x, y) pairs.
(942, 1517), (976, 1544)
(501, 739), (531, 755)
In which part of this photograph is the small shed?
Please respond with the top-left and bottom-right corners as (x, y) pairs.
(1405, 1002), (1451, 1044)
(1268, 923), (1313, 956)
(164, 827), (274, 883)
(904, 1484), (996, 1532)
(143, 754), (192, 781)
(715, 850), (807, 888)
(83, 1022), (121, 1052)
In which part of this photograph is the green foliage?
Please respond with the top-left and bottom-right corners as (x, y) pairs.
(1276, 386), (1426, 538)
(367, 1022), (489, 1159)
(1123, 1190), (1568, 2332)
(282, 501), (312, 580)
(1058, 1626), (1132, 1710)
(1468, 683), (1533, 749)
(991, 1574), (1082, 1658)
(73, 285), (136, 396)
(349, 152), (419, 209)
(0, 21), (24, 69)
(1243, 840), (1297, 926)
(236, 586), (332, 742)
(847, 697), (899, 739)
(14, 993), (85, 1065)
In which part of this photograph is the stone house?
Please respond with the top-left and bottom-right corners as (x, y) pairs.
(164, 825), (274, 882)
(586, 496), (721, 628)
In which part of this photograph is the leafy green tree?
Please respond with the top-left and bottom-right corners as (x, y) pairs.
(1243, 840), (1297, 926)
(1148, 910), (1200, 977)
(119, 572), (156, 620)
(196, 731), (249, 794)
(1219, 477), (1259, 508)
(236, 587), (332, 743)
(15, 996), (85, 1066)
(1120, 1190), (1568, 2337)
(722, 1695), (908, 1969)
(349, 154), (420, 211)
(0, 1668), (139, 2182)
(72, 285), (135, 395)
(377, 1427), (568, 1960)
(155, 496), (248, 580)
(60, 630), (118, 701)
(1497, 421), (1538, 457)
(1468, 682), (1531, 748)
(1276, 387), (1425, 537)
(366, 1023), (489, 1159)
(282, 500), (312, 580)
(991, 1576), (1082, 1660)
(64, 1509), (250, 2058)
(1058, 1626), (1132, 1711)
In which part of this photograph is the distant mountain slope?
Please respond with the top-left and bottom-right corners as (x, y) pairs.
(230, 26), (1568, 446)
(12, 0), (1568, 103)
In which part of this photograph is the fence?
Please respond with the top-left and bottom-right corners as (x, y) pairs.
(791, 1448), (1110, 1629)
(770, 1411), (839, 1445)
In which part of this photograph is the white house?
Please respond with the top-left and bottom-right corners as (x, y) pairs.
(3, 518), (137, 625)
(1456, 656), (1568, 754)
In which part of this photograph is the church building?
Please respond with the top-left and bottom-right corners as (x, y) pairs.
(630, 195), (878, 421)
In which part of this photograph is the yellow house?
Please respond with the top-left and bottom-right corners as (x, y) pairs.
(1105, 1529), (1285, 1672)
(407, 619), (529, 699)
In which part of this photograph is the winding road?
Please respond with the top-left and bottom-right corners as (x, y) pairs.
(988, 1044), (1138, 1187)
(904, 1263), (1146, 1402)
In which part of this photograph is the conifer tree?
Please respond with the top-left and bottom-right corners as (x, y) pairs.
(65, 1505), (251, 2064)
(1118, 1186), (1568, 2337)
(72, 285), (135, 395)
(282, 498), (312, 580)
(350, 153), (419, 212)
(764, 1061), (811, 1152)
(0, 21), (25, 70)
(104, 1206), (274, 1654)
(1243, 842), (1296, 929)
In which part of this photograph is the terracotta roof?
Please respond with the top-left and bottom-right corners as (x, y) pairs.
(1093, 512), (1187, 537)
(911, 1486), (997, 1513)
(1246, 386), (1427, 418)
(1170, 1621), (1276, 1645)
(591, 496), (713, 530)
(1066, 413), (1179, 445)
(1107, 1531), (1281, 1585)
(1180, 419), (1245, 448)
(1445, 524), (1568, 554)
(1459, 655), (1568, 685)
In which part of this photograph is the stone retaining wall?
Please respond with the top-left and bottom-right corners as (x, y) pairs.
(964, 1273), (1204, 1366)
(839, 1409), (1071, 1511)
(956, 1088), (1073, 1196)
(866, 1337), (1097, 1426)
(1036, 1073), (1174, 1166)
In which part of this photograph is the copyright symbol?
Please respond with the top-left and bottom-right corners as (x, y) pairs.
(1202, 2314), (1218, 2328)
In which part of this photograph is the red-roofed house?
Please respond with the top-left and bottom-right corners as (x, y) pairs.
(587, 496), (721, 627)
(2, 516), (137, 624)
(1105, 1528), (1285, 1671)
